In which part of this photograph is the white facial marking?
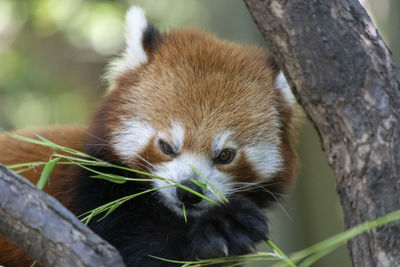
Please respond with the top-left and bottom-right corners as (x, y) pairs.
(152, 153), (233, 217)
(170, 121), (185, 152)
(275, 71), (295, 103)
(113, 119), (155, 160)
(212, 130), (236, 155)
(157, 121), (185, 152)
(106, 6), (148, 91)
(245, 143), (283, 178)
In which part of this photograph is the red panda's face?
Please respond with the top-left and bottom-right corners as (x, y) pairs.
(90, 7), (300, 217)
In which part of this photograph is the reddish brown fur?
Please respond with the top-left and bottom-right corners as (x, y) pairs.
(101, 30), (285, 160)
(107, 29), (300, 187)
(275, 90), (302, 187)
(221, 152), (261, 183)
(136, 136), (174, 168)
(0, 127), (87, 266)
(0, 28), (301, 266)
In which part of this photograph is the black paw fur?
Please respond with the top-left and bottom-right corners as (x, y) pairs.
(189, 196), (269, 259)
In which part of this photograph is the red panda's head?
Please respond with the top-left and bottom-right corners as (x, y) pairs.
(88, 7), (301, 217)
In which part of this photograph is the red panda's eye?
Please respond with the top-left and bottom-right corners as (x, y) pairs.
(215, 149), (235, 165)
(159, 140), (175, 156)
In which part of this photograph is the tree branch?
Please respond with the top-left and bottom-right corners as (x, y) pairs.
(0, 164), (125, 267)
(243, 0), (400, 266)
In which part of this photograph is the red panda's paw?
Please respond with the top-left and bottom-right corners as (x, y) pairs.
(189, 196), (269, 259)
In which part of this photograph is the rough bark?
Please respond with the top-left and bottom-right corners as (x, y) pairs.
(0, 164), (125, 267)
(243, 0), (400, 266)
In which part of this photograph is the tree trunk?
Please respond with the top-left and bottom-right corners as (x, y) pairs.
(0, 164), (125, 267)
(243, 0), (400, 266)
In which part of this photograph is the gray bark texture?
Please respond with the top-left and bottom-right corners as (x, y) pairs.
(243, 0), (400, 266)
(0, 164), (125, 267)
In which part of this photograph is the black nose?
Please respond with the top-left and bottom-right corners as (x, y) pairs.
(176, 179), (203, 205)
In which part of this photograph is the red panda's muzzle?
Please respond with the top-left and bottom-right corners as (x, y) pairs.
(176, 179), (204, 205)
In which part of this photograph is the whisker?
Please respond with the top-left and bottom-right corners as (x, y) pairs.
(226, 181), (292, 220)
(84, 144), (112, 147)
(84, 130), (157, 170)
(84, 131), (112, 145)
(233, 182), (289, 198)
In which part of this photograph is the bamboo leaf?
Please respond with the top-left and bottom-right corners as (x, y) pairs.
(175, 183), (217, 205)
(36, 158), (60, 190)
(35, 134), (59, 150)
(266, 240), (296, 267)
(191, 179), (207, 190)
(182, 203), (187, 223)
(3, 132), (55, 148)
(90, 174), (127, 184)
(99, 202), (122, 221)
(6, 162), (47, 169)
(190, 165), (229, 203)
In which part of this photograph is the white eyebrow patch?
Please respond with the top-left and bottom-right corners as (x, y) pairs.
(157, 121), (185, 152)
(113, 119), (155, 160)
(275, 71), (295, 103)
(244, 143), (282, 179)
(170, 121), (185, 151)
(212, 130), (235, 155)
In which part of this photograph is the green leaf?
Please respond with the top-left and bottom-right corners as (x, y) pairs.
(6, 162), (47, 169)
(266, 240), (296, 267)
(191, 179), (207, 190)
(189, 164), (229, 203)
(272, 209), (400, 267)
(35, 134), (59, 150)
(182, 203), (187, 223)
(90, 174), (127, 184)
(82, 211), (95, 226)
(298, 245), (340, 267)
(99, 202), (122, 221)
(36, 158), (60, 190)
(2, 132), (54, 148)
(79, 185), (176, 222)
(175, 183), (217, 205)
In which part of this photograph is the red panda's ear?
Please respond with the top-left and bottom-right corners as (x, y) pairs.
(266, 55), (296, 104)
(142, 24), (163, 58)
(275, 71), (296, 104)
(105, 6), (162, 91)
(124, 7), (163, 64)
(123, 6), (149, 69)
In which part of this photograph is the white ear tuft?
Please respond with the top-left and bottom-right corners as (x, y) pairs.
(105, 6), (149, 91)
(275, 71), (295, 103)
(124, 6), (148, 69)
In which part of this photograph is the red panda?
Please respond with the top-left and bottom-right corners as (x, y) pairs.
(0, 6), (301, 267)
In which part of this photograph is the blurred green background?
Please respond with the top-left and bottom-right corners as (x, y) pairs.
(0, 1), (398, 266)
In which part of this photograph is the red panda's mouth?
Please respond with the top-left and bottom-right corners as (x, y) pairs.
(178, 203), (197, 210)
(175, 202), (208, 217)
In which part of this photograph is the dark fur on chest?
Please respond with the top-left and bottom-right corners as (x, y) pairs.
(67, 159), (271, 266)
